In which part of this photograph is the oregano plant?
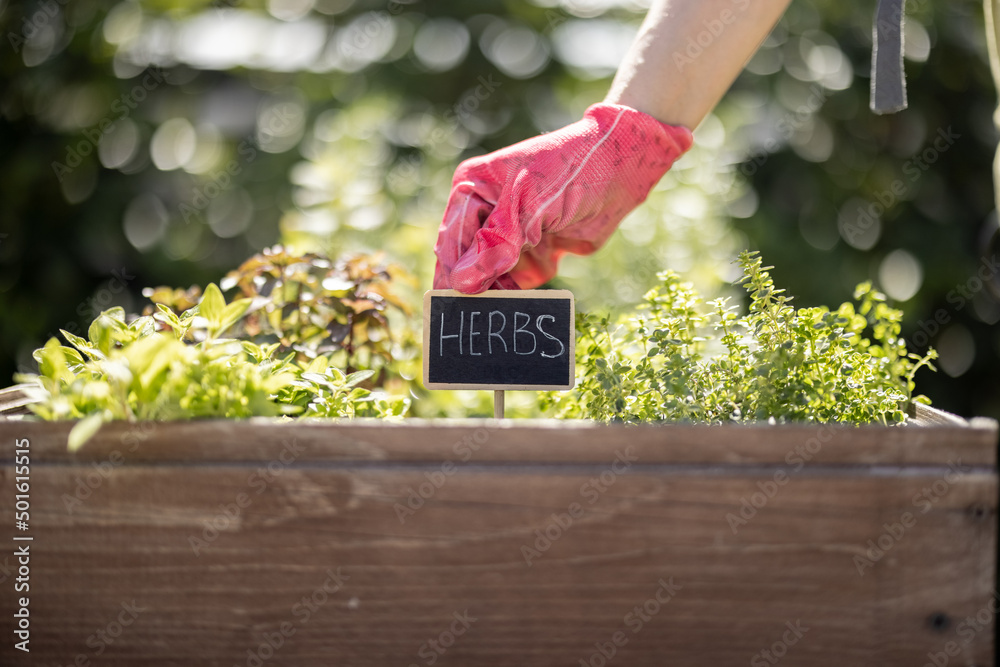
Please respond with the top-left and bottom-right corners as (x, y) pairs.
(541, 251), (937, 425)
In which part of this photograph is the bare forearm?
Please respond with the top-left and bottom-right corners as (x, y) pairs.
(605, 0), (792, 128)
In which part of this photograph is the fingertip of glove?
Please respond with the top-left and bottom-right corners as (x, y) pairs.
(449, 272), (493, 294)
(492, 273), (521, 290)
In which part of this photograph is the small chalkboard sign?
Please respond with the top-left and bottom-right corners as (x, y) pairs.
(423, 289), (575, 391)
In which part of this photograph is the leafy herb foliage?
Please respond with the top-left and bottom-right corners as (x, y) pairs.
(17, 250), (411, 450)
(542, 251), (937, 425)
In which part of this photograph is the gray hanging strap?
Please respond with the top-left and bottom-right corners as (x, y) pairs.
(871, 0), (908, 114)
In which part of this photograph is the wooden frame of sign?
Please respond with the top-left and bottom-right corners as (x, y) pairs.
(422, 289), (575, 391)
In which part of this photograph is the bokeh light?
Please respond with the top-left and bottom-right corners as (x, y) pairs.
(878, 249), (923, 302)
(98, 119), (141, 170)
(837, 198), (882, 251)
(480, 22), (551, 79)
(123, 193), (169, 251)
(268, 0), (317, 22)
(551, 19), (635, 78)
(150, 118), (197, 171)
(413, 19), (470, 72)
(208, 189), (254, 239)
(937, 325), (976, 378)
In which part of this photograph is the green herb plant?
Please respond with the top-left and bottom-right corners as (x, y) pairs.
(220, 247), (412, 372)
(18, 250), (412, 450)
(146, 246), (419, 397)
(542, 251), (937, 425)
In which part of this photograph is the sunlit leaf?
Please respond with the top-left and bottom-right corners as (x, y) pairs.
(200, 283), (226, 328)
(68, 414), (105, 452)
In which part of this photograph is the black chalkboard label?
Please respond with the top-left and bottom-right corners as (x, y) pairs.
(422, 289), (576, 390)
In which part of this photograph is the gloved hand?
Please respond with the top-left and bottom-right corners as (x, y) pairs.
(433, 103), (693, 293)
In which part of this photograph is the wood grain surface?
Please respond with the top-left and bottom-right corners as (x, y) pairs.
(0, 418), (996, 666)
(3, 414), (997, 466)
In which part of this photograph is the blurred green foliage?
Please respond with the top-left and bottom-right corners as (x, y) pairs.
(1, 0), (998, 418)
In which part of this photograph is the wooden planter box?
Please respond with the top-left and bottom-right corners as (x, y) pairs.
(1, 410), (997, 666)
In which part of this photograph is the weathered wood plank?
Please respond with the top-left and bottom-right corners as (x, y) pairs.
(2, 416), (996, 466)
(0, 385), (33, 417)
(0, 448), (995, 666)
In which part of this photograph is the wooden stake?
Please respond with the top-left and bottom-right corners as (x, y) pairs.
(494, 390), (505, 420)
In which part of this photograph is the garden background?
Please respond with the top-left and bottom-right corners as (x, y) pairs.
(1, 0), (998, 419)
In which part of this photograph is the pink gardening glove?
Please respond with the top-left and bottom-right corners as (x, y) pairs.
(433, 103), (693, 293)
